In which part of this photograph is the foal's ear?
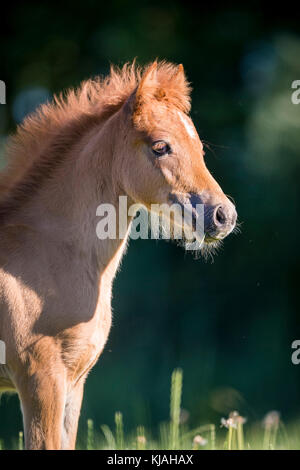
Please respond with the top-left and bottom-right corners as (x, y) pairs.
(136, 61), (158, 98)
(172, 64), (186, 85)
(123, 62), (158, 118)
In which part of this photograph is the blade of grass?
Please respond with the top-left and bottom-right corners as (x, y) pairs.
(101, 424), (116, 450)
(136, 425), (146, 450)
(87, 419), (94, 450)
(169, 368), (183, 450)
(18, 431), (23, 450)
(115, 411), (124, 450)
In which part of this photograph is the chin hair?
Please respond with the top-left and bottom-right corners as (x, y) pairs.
(169, 229), (223, 261)
(177, 237), (223, 261)
(152, 215), (223, 261)
(199, 239), (223, 262)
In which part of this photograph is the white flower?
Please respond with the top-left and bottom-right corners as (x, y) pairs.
(262, 411), (280, 430)
(221, 411), (247, 429)
(193, 435), (208, 446)
(221, 417), (237, 429)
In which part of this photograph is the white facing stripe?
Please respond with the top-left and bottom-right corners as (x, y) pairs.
(178, 111), (197, 139)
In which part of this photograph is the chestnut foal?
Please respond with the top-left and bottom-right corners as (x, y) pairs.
(0, 62), (236, 449)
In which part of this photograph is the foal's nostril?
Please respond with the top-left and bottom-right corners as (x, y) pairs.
(214, 205), (227, 226)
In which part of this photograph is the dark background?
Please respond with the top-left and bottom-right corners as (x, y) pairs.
(0, 1), (300, 446)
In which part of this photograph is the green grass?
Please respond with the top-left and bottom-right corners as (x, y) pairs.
(0, 369), (298, 450)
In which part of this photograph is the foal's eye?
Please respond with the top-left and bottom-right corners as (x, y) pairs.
(151, 140), (171, 156)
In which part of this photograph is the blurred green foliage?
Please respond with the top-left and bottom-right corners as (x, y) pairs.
(0, 2), (300, 447)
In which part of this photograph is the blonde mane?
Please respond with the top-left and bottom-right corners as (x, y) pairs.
(0, 61), (191, 221)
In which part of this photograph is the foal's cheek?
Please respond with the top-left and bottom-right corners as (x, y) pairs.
(157, 157), (183, 187)
(158, 166), (175, 187)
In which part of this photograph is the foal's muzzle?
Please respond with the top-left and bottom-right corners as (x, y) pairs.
(189, 194), (237, 242)
(204, 203), (237, 241)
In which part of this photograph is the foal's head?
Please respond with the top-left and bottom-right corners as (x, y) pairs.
(119, 62), (237, 252)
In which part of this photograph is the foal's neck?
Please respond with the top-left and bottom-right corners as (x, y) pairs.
(21, 110), (132, 272)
